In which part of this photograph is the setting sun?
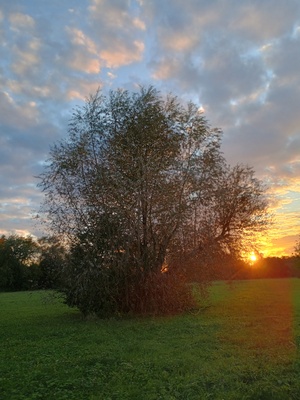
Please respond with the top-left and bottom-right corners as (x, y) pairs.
(249, 253), (257, 262)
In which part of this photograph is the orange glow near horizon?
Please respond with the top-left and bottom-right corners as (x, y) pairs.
(251, 234), (297, 258)
(245, 225), (298, 259)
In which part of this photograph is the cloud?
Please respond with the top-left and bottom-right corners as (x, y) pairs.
(7, 12), (42, 78)
(0, 91), (39, 129)
(162, 33), (198, 52)
(0, 9), (4, 41)
(9, 11), (35, 31)
(270, 235), (299, 256)
(87, 0), (145, 68)
(99, 40), (144, 68)
(11, 38), (41, 75)
(67, 27), (97, 53)
(66, 51), (101, 74)
(0, 185), (43, 238)
(0, 0), (299, 255)
(65, 27), (101, 73)
(66, 79), (103, 100)
(145, 1), (300, 189)
(230, 0), (300, 41)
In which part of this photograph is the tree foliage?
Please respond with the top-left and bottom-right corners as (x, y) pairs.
(293, 236), (300, 271)
(294, 236), (300, 258)
(37, 236), (66, 289)
(0, 235), (39, 290)
(0, 234), (66, 291)
(38, 86), (270, 316)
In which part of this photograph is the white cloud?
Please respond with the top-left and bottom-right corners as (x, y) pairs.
(0, 91), (39, 128)
(100, 40), (144, 68)
(8, 11), (42, 77)
(88, 0), (146, 68)
(65, 27), (101, 73)
(133, 17), (146, 31)
(66, 80), (102, 100)
(66, 51), (101, 74)
(9, 12), (35, 31)
(162, 33), (198, 52)
(66, 27), (98, 55)
(11, 39), (41, 75)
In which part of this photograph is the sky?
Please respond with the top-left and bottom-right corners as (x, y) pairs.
(0, 0), (300, 256)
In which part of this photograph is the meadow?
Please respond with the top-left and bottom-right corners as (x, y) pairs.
(1, 279), (300, 399)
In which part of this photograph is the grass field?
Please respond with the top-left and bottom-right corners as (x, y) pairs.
(1, 279), (300, 399)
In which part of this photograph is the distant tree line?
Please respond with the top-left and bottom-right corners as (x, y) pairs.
(0, 235), (65, 291)
(250, 256), (300, 279)
(229, 256), (300, 280)
(1, 233), (300, 294)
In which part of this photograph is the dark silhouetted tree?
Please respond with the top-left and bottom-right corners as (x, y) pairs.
(168, 163), (270, 281)
(38, 86), (269, 316)
(0, 235), (39, 291)
(37, 236), (66, 289)
(294, 236), (300, 258)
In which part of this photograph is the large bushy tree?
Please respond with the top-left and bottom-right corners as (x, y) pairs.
(38, 86), (269, 316)
(37, 236), (66, 289)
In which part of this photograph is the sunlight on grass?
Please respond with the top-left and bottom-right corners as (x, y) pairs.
(210, 280), (296, 361)
(1, 281), (300, 399)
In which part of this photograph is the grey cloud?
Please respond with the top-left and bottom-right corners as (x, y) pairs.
(266, 35), (300, 80)
(0, 91), (38, 131)
(229, 0), (300, 42)
(286, 136), (300, 159)
(200, 39), (266, 107)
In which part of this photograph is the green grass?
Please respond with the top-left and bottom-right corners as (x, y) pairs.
(1, 279), (300, 399)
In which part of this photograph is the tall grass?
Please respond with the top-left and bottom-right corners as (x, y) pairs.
(1, 279), (300, 399)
